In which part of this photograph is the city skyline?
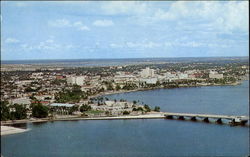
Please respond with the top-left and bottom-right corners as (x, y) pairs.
(1, 1), (249, 60)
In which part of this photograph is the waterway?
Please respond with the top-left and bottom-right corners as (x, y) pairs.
(1, 81), (249, 157)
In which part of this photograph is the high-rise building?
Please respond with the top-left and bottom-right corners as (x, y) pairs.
(140, 67), (155, 78)
(67, 76), (85, 86)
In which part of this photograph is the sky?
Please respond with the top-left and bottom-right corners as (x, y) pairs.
(1, 1), (249, 60)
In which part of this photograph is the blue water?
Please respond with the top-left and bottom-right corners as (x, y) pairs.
(105, 81), (249, 116)
(1, 81), (249, 157)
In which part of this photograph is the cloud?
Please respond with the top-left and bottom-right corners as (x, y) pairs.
(110, 41), (162, 49)
(49, 19), (71, 27)
(48, 19), (89, 31)
(109, 39), (233, 50)
(73, 21), (90, 30)
(101, 1), (148, 15)
(151, 1), (249, 32)
(5, 38), (20, 43)
(93, 20), (114, 27)
(20, 38), (74, 51)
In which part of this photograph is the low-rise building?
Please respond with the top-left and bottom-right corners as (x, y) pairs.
(209, 71), (223, 79)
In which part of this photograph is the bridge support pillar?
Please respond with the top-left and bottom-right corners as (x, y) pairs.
(166, 115), (173, 119)
(240, 120), (248, 125)
(216, 118), (222, 124)
(203, 117), (209, 123)
(191, 117), (196, 121)
(178, 116), (185, 120)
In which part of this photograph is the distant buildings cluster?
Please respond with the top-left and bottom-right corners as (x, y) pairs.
(1, 61), (248, 118)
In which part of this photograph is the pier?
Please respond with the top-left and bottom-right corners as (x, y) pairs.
(164, 112), (249, 125)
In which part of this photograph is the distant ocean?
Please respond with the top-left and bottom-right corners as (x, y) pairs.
(1, 57), (248, 67)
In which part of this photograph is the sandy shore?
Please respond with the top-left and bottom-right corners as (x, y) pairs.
(1, 126), (28, 136)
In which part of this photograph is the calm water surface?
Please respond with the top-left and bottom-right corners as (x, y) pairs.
(1, 81), (249, 157)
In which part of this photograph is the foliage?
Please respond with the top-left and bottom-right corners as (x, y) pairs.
(122, 83), (138, 90)
(55, 86), (87, 103)
(51, 79), (66, 85)
(144, 104), (151, 112)
(80, 104), (92, 112)
(1, 101), (27, 120)
(154, 106), (160, 112)
(32, 104), (49, 118)
(107, 84), (114, 91)
(0, 101), (10, 120)
(69, 105), (79, 114)
(24, 87), (37, 92)
(11, 104), (27, 120)
(132, 107), (144, 112)
(115, 84), (121, 91)
(123, 111), (130, 115)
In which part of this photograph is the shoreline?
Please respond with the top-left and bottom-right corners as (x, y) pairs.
(1, 111), (249, 125)
(89, 81), (243, 99)
(1, 112), (165, 125)
(0, 80), (247, 129)
(1, 126), (28, 136)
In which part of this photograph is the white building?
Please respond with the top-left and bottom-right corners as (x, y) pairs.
(178, 73), (188, 79)
(209, 71), (223, 79)
(67, 76), (85, 86)
(140, 78), (158, 84)
(10, 97), (31, 105)
(140, 67), (155, 78)
(165, 72), (177, 80)
(114, 74), (137, 84)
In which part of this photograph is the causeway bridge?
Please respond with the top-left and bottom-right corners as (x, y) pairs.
(164, 112), (249, 125)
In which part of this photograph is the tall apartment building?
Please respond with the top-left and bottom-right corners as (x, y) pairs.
(140, 67), (155, 78)
(67, 76), (85, 86)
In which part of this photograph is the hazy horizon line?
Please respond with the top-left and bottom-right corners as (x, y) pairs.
(1, 56), (249, 62)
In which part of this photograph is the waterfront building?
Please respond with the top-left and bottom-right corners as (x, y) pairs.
(165, 72), (177, 80)
(139, 78), (158, 84)
(50, 103), (75, 107)
(140, 67), (155, 78)
(114, 74), (137, 84)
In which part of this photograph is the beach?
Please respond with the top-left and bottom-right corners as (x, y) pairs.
(1, 126), (28, 136)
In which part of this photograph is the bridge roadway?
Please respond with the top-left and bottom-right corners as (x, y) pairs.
(164, 112), (249, 124)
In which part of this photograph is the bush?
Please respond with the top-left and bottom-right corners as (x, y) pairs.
(144, 105), (151, 112)
(0, 101), (10, 120)
(154, 106), (160, 112)
(11, 104), (27, 120)
(80, 105), (92, 112)
(32, 104), (49, 118)
(123, 111), (130, 115)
